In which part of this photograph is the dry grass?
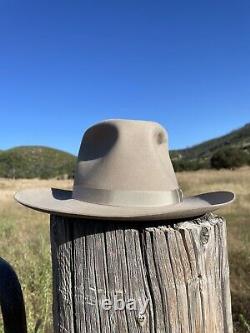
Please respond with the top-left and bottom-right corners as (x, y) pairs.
(0, 169), (249, 332)
(178, 167), (250, 333)
(0, 179), (72, 333)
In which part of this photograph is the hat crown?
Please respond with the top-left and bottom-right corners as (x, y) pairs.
(73, 119), (179, 194)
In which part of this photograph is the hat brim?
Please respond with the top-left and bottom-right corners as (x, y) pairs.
(14, 188), (235, 221)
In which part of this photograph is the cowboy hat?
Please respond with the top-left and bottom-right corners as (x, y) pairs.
(15, 119), (235, 220)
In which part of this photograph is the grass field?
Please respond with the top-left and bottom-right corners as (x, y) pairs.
(0, 168), (249, 332)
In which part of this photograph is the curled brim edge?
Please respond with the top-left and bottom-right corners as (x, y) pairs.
(14, 188), (235, 221)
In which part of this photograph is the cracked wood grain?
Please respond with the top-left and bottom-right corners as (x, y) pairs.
(50, 213), (233, 333)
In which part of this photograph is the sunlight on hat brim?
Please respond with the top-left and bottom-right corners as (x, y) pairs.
(14, 188), (235, 221)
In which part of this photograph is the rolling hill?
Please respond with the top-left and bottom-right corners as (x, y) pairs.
(170, 123), (250, 170)
(0, 146), (76, 179)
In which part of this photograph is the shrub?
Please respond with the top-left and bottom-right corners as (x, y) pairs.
(173, 158), (209, 172)
(210, 148), (248, 170)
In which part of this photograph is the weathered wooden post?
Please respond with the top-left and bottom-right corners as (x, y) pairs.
(50, 213), (233, 333)
(15, 119), (235, 333)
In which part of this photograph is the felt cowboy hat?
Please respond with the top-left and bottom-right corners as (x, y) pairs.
(15, 119), (235, 220)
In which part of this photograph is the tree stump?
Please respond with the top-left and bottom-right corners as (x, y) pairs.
(50, 213), (233, 333)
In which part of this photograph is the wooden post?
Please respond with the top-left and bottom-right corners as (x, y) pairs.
(50, 213), (233, 333)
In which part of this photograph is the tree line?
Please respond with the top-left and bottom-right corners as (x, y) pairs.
(173, 147), (250, 171)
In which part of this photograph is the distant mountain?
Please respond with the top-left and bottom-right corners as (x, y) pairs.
(0, 146), (76, 179)
(170, 123), (250, 170)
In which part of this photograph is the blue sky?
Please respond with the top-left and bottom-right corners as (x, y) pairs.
(0, 1), (249, 155)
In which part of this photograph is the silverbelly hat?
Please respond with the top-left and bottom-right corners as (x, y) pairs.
(15, 119), (235, 220)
